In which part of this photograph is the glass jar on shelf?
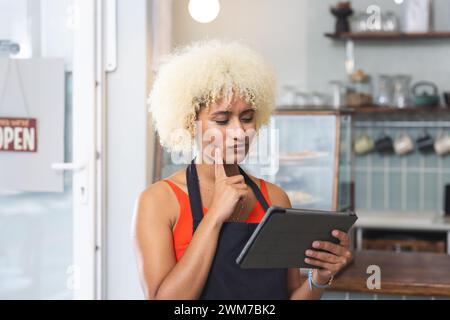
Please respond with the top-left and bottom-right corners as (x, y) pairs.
(293, 90), (310, 108)
(382, 11), (400, 32)
(345, 69), (373, 108)
(350, 11), (368, 32)
(279, 85), (297, 108)
(376, 75), (394, 106)
(330, 80), (346, 109)
(310, 92), (331, 108)
(392, 75), (412, 108)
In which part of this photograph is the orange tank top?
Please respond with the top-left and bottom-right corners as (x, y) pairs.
(163, 178), (272, 261)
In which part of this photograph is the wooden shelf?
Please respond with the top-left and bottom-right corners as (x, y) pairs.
(275, 106), (450, 114)
(325, 31), (450, 40)
(274, 106), (353, 115)
(352, 106), (450, 113)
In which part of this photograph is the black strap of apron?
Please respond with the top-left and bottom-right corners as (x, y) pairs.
(186, 159), (204, 232)
(186, 158), (270, 232)
(238, 166), (270, 212)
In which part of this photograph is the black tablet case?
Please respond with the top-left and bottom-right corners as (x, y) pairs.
(236, 206), (358, 269)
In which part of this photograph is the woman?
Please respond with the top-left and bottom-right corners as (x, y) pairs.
(133, 40), (352, 300)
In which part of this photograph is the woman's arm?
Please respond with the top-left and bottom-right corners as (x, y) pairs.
(132, 181), (224, 300)
(289, 229), (352, 300)
(132, 155), (249, 300)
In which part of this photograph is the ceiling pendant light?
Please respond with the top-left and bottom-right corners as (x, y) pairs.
(188, 0), (220, 23)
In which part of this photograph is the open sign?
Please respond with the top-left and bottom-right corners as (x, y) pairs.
(0, 117), (38, 152)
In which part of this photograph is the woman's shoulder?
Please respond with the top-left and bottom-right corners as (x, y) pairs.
(134, 169), (187, 225)
(247, 174), (291, 208)
(140, 169), (186, 197)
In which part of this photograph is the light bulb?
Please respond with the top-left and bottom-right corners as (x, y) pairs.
(188, 0), (220, 24)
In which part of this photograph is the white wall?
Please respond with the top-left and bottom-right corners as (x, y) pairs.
(105, 0), (151, 299)
(173, 0), (309, 103)
(173, 0), (450, 101)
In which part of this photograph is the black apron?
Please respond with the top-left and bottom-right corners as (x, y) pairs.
(186, 158), (288, 300)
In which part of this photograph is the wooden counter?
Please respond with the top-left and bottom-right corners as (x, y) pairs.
(330, 250), (450, 297)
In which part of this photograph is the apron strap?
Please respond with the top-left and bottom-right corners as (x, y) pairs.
(238, 166), (270, 212)
(186, 158), (271, 232)
(186, 159), (204, 233)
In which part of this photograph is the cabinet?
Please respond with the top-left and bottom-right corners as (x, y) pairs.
(362, 230), (447, 253)
(245, 109), (353, 211)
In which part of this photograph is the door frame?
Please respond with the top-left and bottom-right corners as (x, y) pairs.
(72, 0), (104, 300)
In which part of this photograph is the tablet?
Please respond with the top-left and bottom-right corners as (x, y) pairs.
(236, 206), (358, 269)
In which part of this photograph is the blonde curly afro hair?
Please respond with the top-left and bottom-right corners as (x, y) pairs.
(148, 39), (276, 152)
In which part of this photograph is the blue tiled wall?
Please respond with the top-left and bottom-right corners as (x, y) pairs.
(353, 112), (450, 213)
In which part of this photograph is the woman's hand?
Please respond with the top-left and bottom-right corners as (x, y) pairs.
(207, 147), (249, 224)
(304, 229), (352, 285)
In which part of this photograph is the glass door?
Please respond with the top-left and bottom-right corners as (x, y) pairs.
(0, 0), (98, 299)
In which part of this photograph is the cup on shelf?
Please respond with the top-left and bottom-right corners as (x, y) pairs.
(393, 132), (414, 155)
(434, 131), (450, 156)
(416, 130), (435, 154)
(354, 132), (375, 155)
(375, 132), (394, 154)
(444, 92), (450, 107)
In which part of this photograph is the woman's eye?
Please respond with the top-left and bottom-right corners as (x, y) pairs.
(214, 117), (253, 125)
(215, 120), (229, 125)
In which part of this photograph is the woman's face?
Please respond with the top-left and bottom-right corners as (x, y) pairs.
(196, 93), (257, 164)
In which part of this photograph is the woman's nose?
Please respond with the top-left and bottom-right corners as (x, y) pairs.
(227, 119), (246, 138)
(228, 117), (245, 131)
